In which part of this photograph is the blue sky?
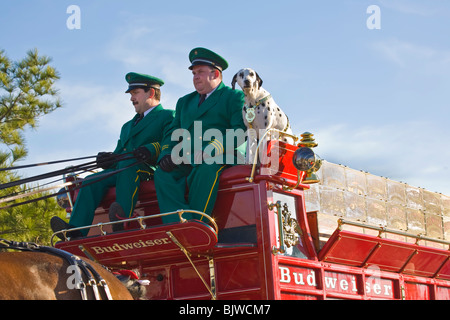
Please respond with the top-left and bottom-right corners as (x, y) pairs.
(1, 0), (449, 195)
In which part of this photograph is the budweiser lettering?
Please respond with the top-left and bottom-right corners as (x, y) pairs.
(91, 237), (171, 254)
(279, 266), (394, 298)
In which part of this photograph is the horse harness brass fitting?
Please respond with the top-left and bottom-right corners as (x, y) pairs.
(0, 238), (113, 300)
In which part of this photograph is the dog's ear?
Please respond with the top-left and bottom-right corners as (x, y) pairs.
(255, 71), (263, 89)
(231, 73), (238, 90)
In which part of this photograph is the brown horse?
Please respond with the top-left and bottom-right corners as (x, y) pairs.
(0, 249), (134, 300)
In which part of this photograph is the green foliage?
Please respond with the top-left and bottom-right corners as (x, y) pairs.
(0, 185), (66, 245)
(0, 48), (62, 165)
(0, 48), (65, 245)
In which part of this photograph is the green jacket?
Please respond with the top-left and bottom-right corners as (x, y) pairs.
(159, 82), (245, 166)
(113, 104), (175, 167)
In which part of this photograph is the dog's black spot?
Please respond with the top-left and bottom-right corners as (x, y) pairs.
(279, 114), (282, 117)
(277, 107), (280, 111)
(262, 103), (265, 107)
(257, 106), (260, 109)
(268, 107), (270, 111)
(265, 116), (267, 120)
(239, 72), (244, 78)
(244, 106), (247, 111)
(265, 121), (268, 127)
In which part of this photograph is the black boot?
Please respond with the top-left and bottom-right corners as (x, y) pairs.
(50, 216), (83, 240)
(109, 202), (126, 232)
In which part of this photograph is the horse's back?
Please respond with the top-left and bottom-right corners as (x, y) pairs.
(0, 251), (132, 300)
(0, 252), (62, 299)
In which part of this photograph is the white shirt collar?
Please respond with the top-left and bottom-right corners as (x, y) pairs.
(204, 85), (218, 100)
(142, 105), (156, 118)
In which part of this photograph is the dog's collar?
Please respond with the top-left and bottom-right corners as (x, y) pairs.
(255, 94), (272, 107)
(244, 94), (272, 108)
(244, 95), (272, 126)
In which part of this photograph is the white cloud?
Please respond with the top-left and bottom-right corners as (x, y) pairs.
(315, 122), (450, 195)
(24, 81), (136, 171)
(378, 0), (450, 18)
(41, 82), (133, 134)
(105, 13), (207, 91)
(373, 39), (434, 67)
(371, 38), (450, 77)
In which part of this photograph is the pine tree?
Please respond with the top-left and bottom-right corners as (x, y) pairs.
(0, 48), (66, 245)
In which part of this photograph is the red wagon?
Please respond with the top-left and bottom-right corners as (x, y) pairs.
(54, 135), (450, 300)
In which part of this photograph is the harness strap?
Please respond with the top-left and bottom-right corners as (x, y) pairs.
(82, 259), (113, 300)
(0, 238), (113, 300)
(0, 239), (40, 251)
(40, 246), (113, 300)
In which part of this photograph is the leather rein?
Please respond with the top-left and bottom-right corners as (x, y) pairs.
(0, 238), (113, 300)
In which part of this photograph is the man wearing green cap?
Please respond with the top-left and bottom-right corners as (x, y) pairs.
(154, 47), (246, 223)
(51, 72), (174, 238)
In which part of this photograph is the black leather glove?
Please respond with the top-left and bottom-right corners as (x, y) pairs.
(96, 152), (115, 169)
(158, 154), (177, 172)
(133, 146), (152, 162)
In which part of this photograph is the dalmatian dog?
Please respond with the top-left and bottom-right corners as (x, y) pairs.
(232, 68), (293, 164)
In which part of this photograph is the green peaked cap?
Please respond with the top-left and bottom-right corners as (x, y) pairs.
(188, 47), (228, 71)
(125, 72), (164, 93)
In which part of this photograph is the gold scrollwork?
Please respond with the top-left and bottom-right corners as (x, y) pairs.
(280, 203), (302, 248)
(271, 201), (302, 254)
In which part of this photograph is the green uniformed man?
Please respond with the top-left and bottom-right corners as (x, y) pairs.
(51, 73), (174, 238)
(155, 47), (246, 223)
